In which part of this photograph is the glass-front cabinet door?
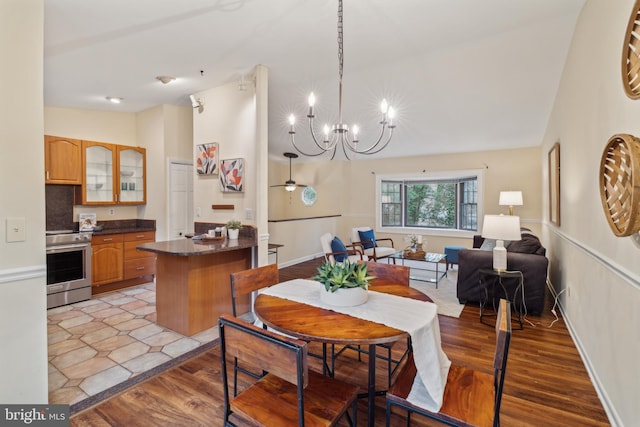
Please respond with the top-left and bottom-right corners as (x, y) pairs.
(83, 141), (116, 204)
(117, 146), (146, 204)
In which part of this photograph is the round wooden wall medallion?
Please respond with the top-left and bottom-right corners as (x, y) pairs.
(599, 134), (640, 236)
(622, 0), (640, 99)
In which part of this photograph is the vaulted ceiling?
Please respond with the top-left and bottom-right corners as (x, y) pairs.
(44, 0), (586, 160)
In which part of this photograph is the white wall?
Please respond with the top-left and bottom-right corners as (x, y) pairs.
(192, 81), (257, 225)
(191, 66), (270, 265)
(135, 105), (193, 241)
(541, 1), (638, 425)
(0, 0), (48, 403)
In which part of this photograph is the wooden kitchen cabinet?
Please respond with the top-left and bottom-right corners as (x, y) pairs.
(77, 140), (146, 205)
(81, 140), (117, 205)
(44, 135), (82, 184)
(118, 146), (146, 205)
(124, 231), (155, 279)
(91, 234), (124, 286)
(91, 231), (156, 291)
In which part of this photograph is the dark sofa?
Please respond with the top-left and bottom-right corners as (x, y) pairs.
(456, 230), (549, 315)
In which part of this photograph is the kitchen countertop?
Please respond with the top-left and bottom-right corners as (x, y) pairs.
(136, 235), (257, 256)
(90, 226), (156, 235)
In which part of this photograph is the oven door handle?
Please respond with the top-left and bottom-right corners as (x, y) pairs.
(46, 243), (90, 253)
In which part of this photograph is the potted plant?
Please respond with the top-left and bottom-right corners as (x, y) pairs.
(409, 234), (418, 250)
(313, 261), (375, 306)
(226, 219), (242, 240)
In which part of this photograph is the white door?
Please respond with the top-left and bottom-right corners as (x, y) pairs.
(169, 161), (194, 239)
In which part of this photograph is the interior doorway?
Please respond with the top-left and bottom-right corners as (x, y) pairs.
(168, 160), (194, 239)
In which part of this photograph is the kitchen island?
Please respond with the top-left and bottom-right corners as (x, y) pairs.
(137, 235), (256, 336)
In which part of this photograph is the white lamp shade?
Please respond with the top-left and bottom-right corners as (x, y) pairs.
(499, 191), (523, 207)
(481, 215), (522, 241)
(482, 214), (521, 271)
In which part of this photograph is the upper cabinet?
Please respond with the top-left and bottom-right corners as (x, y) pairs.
(118, 146), (146, 205)
(82, 140), (117, 204)
(44, 135), (83, 184)
(78, 140), (146, 205)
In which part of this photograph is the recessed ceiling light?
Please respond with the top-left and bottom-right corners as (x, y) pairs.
(156, 75), (176, 84)
(106, 97), (123, 104)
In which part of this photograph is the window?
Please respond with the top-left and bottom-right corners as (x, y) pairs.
(377, 169), (484, 234)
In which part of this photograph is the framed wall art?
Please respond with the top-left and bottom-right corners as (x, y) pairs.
(548, 142), (561, 226)
(196, 143), (219, 175)
(220, 158), (244, 192)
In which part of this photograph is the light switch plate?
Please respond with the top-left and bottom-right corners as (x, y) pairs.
(6, 218), (26, 242)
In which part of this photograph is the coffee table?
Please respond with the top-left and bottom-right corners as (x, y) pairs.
(388, 251), (448, 288)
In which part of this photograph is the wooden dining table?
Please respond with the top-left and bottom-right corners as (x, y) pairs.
(254, 281), (433, 427)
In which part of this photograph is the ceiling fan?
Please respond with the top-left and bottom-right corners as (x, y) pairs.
(270, 152), (307, 192)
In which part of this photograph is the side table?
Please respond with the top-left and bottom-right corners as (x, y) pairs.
(478, 268), (524, 330)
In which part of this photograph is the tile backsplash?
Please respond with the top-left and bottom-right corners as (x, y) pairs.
(45, 185), (75, 231)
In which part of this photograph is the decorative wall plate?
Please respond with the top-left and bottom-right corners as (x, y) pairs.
(599, 134), (640, 236)
(622, 0), (640, 99)
(301, 186), (317, 206)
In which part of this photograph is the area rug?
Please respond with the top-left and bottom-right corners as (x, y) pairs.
(400, 261), (465, 318)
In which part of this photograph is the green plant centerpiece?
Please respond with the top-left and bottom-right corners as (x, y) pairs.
(226, 219), (242, 230)
(313, 261), (375, 307)
(226, 219), (242, 240)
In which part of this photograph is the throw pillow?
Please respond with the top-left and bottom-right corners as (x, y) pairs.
(479, 239), (496, 251)
(330, 236), (348, 262)
(507, 234), (545, 255)
(358, 229), (377, 249)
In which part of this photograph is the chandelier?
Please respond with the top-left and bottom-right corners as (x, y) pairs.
(288, 0), (396, 160)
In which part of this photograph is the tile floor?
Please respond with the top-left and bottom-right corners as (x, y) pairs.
(47, 282), (218, 406)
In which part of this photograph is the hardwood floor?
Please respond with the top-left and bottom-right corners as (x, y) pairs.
(70, 258), (610, 426)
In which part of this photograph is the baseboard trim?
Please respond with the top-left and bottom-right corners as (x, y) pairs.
(554, 296), (622, 427)
(277, 252), (324, 268)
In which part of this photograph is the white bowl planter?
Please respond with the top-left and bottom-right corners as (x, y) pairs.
(320, 286), (368, 307)
(227, 228), (240, 240)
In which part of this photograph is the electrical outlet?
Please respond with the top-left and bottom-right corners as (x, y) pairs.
(108, 208), (115, 216)
(245, 208), (254, 220)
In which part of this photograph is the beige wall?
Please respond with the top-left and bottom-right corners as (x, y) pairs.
(541, 0), (638, 425)
(135, 105), (193, 241)
(270, 146), (542, 266)
(192, 65), (270, 264)
(0, 0), (48, 403)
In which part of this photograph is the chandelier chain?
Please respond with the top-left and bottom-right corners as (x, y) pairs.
(337, 0), (344, 81)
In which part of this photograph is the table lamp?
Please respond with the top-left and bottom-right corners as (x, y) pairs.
(499, 191), (523, 215)
(481, 214), (521, 271)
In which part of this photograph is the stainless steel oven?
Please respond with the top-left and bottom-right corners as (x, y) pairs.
(46, 231), (92, 309)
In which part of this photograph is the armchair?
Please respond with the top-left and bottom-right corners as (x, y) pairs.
(320, 233), (363, 263)
(350, 227), (396, 262)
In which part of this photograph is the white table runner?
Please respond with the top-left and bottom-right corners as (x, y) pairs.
(261, 279), (451, 412)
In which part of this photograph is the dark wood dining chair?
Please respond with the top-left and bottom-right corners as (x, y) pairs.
(230, 263), (279, 324)
(229, 264), (279, 395)
(231, 264), (330, 383)
(385, 299), (512, 427)
(365, 261), (411, 286)
(219, 314), (359, 427)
